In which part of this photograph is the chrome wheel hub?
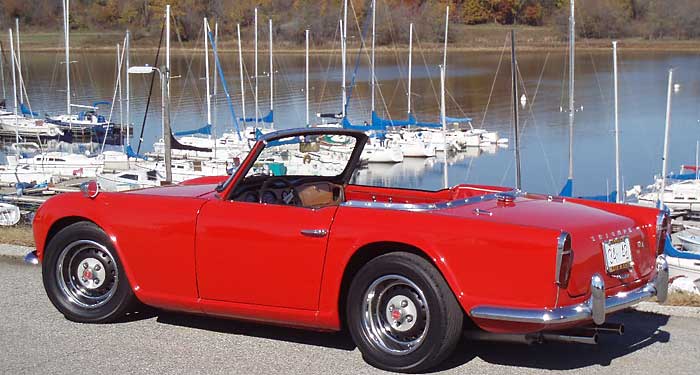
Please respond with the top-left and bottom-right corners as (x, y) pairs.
(361, 275), (429, 355)
(76, 257), (106, 289)
(385, 295), (418, 332)
(56, 240), (118, 309)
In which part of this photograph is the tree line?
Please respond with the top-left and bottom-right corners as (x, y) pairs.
(2, 1), (700, 44)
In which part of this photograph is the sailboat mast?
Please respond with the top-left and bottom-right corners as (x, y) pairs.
(511, 30), (521, 190)
(237, 23), (246, 126)
(443, 6), (449, 70)
(568, 0), (575, 186)
(371, 0), (376, 113)
(0, 42), (5, 100)
(125, 30), (130, 145)
(8, 29), (17, 117)
(269, 18), (274, 129)
(341, 0), (348, 118)
(407, 23), (413, 115)
(213, 22), (218, 96)
(440, 65), (448, 188)
(305, 29), (310, 127)
(613, 41), (621, 202)
(15, 18), (22, 105)
(204, 18), (212, 129)
(63, 0), (71, 126)
(254, 8), (259, 128)
(166, 4), (170, 98)
(659, 68), (673, 209)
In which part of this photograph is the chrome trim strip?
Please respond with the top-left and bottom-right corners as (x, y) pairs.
(341, 189), (521, 212)
(470, 255), (669, 326)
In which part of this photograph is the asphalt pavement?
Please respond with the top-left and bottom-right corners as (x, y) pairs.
(1, 257), (699, 375)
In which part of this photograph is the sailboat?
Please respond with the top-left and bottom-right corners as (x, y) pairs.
(45, 0), (128, 146)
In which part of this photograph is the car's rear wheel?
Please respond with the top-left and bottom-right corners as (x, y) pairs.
(346, 252), (463, 373)
(42, 221), (136, 323)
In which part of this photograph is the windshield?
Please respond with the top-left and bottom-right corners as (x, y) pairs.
(245, 134), (357, 177)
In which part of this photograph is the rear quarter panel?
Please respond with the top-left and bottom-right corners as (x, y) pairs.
(33, 192), (206, 312)
(317, 205), (561, 329)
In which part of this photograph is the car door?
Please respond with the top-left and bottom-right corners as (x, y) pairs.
(195, 199), (337, 311)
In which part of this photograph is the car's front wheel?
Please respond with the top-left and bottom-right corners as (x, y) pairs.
(42, 221), (136, 323)
(346, 252), (463, 373)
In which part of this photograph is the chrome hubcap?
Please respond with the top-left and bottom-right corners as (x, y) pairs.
(56, 240), (118, 309)
(361, 275), (429, 355)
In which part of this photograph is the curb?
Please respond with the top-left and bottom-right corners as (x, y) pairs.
(633, 301), (700, 319)
(0, 244), (35, 260)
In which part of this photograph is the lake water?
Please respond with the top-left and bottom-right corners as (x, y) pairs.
(5, 45), (700, 196)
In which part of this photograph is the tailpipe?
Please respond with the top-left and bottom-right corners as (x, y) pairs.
(464, 330), (599, 345)
(541, 332), (598, 345)
(581, 323), (624, 336)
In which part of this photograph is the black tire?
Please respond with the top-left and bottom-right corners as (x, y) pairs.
(42, 221), (136, 323)
(346, 252), (463, 373)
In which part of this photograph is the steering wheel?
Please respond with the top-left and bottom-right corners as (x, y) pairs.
(258, 177), (302, 206)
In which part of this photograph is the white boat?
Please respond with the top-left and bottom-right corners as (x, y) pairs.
(5, 152), (105, 178)
(386, 131), (435, 158)
(0, 163), (56, 185)
(669, 231), (700, 291)
(361, 140), (404, 163)
(97, 169), (162, 191)
(637, 179), (700, 214)
(0, 116), (63, 137)
(0, 203), (21, 226)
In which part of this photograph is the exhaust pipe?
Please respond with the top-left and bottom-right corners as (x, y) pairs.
(464, 330), (599, 345)
(580, 323), (624, 335)
(541, 332), (598, 345)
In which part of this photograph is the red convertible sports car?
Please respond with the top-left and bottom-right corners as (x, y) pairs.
(31, 128), (669, 372)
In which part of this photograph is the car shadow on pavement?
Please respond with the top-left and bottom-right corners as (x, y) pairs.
(155, 311), (357, 351)
(434, 310), (671, 372)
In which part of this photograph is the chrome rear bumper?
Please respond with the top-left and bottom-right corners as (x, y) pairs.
(470, 255), (669, 326)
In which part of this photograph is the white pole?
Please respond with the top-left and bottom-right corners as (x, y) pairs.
(0, 43), (6, 100)
(443, 6), (449, 70)
(306, 29), (310, 127)
(696, 140), (699, 180)
(15, 18), (22, 105)
(371, 0), (376, 113)
(269, 18), (274, 129)
(63, 0), (71, 128)
(440, 65), (448, 188)
(659, 68), (673, 209)
(568, 0), (575, 185)
(341, 19), (347, 118)
(126, 30), (130, 146)
(613, 41), (621, 203)
(166, 4), (171, 99)
(8, 29), (17, 117)
(125, 31), (131, 145)
(213, 22), (218, 96)
(204, 18), (212, 129)
(117, 43), (123, 144)
(237, 23), (246, 128)
(254, 8), (259, 128)
(407, 23), (413, 115)
(341, 0), (348, 118)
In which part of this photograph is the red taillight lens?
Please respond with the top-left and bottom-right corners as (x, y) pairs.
(656, 211), (671, 256)
(556, 233), (574, 289)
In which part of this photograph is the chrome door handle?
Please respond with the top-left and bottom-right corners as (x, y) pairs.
(300, 229), (328, 238)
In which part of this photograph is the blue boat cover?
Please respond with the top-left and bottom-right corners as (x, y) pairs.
(174, 124), (212, 137)
(665, 235), (700, 260)
(125, 145), (147, 160)
(92, 101), (111, 107)
(559, 178), (573, 197)
(20, 103), (38, 117)
(241, 110), (273, 124)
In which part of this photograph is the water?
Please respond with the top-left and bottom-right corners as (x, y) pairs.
(4, 46), (700, 196)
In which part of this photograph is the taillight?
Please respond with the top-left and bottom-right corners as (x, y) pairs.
(655, 211), (671, 255)
(556, 232), (574, 288)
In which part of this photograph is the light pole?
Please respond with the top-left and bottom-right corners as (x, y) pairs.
(128, 65), (172, 183)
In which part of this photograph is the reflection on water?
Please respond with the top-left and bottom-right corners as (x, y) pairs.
(4, 45), (700, 196)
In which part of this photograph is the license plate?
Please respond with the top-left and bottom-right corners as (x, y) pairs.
(602, 237), (633, 273)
